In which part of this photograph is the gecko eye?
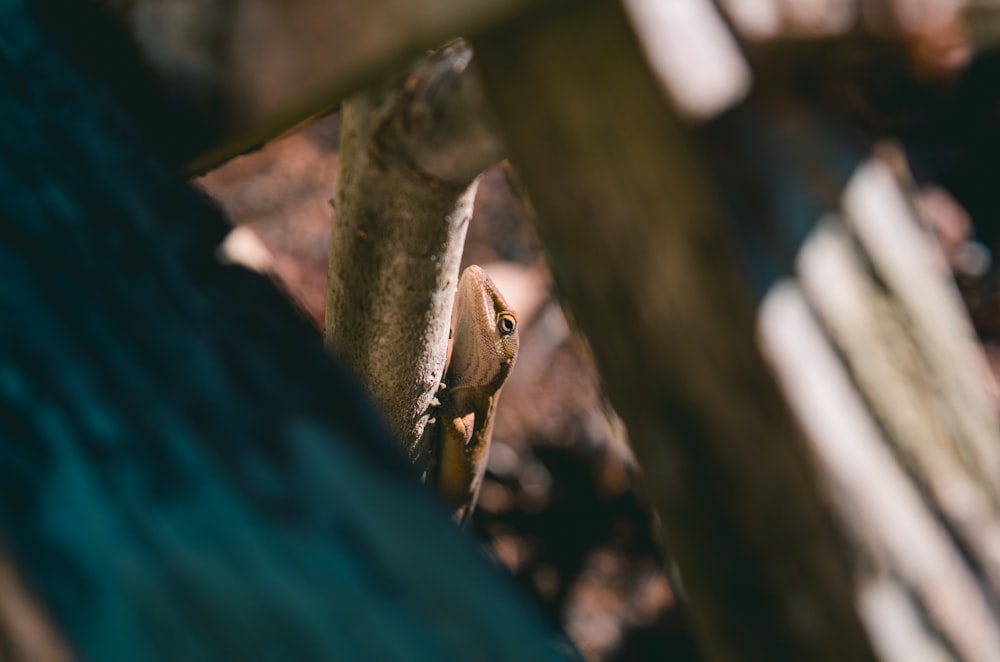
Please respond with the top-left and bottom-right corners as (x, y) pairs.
(497, 313), (516, 336)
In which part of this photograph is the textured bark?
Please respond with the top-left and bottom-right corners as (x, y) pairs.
(325, 42), (503, 469)
(473, 1), (878, 660)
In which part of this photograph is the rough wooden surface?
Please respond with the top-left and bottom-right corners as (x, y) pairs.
(474, 0), (877, 659)
(325, 42), (503, 468)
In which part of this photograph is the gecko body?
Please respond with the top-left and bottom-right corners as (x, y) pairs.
(436, 266), (519, 524)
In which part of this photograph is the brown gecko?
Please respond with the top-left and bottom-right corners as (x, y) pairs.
(435, 266), (519, 524)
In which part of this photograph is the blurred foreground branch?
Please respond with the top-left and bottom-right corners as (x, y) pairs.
(98, 0), (530, 172)
(0, 2), (571, 659)
(474, 1), (877, 659)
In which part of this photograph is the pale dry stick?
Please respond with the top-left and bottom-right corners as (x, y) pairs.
(798, 217), (1000, 601)
(759, 280), (1000, 662)
(841, 161), (1000, 500)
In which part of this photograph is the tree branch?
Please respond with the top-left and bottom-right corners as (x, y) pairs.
(325, 42), (503, 469)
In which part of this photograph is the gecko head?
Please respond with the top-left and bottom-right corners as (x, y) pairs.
(449, 265), (519, 391)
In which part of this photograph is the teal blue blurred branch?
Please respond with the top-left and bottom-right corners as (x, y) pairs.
(0, 1), (575, 659)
